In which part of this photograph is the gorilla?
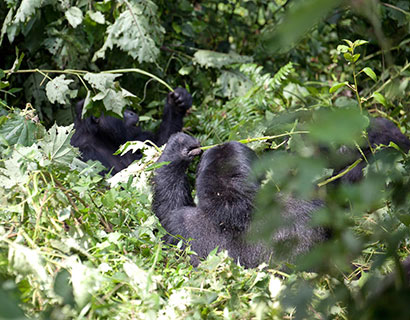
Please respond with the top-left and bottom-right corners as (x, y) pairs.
(71, 88), (192, 174)
(333, 117), (410, 183)
(152, 133), (328, 268)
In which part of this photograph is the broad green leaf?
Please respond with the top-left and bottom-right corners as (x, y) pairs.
(361, 67), (377, 81)
(193, 50), (253, 69)
(372, 92), (387, 106)
(65, 7), (83, 28)
(336, 45), (349, 53)
(88, 11), (105, 24)
(329, 81), (349, 93)
(39, 124), (77, 166)
(45, 75), (77, 104)
(352, 53), (360, 63)
(262, 0), (342, 52)
(0, 111), (41, 146)
(343, 52), (353, 62)
(54, 269), (75, 307)
(309, 108), (369, 144)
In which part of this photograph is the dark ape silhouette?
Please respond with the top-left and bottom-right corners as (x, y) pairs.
(152, 133), (328, 268)
(334, 117), (410, 183)
(71, 88), (192, 174)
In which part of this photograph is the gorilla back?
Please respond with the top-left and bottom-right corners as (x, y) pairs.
(71, 88), (192, 174)
(152, 133), (328, 268)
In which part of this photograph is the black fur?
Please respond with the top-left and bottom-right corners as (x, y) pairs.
(152, 133), (328, 268)
(71, 88), (192, 174)
(335, 117), (410, 183)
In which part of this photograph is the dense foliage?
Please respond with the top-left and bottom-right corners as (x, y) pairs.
(0, 0), (409, 319)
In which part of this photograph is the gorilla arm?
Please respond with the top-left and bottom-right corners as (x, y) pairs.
(151, 133), (201, 224)
(155, 88), (193, 146)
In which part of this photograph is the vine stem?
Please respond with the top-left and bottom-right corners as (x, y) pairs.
(200, 131), (310, 151)
(352, 64), (363, 113)
(3, 68), (173, 92)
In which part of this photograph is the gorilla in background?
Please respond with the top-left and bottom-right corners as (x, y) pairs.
(71, 88), (192, 174)
(152, 133), (329, 268)
(333, 117), (410, 183)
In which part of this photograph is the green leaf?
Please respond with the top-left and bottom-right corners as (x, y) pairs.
(353, 39), (368, 47)
(372, 92), (387, 106)
(216, 70), (253, 98)
(54, 269), (75, 307)
(343, 52), (353, 62)
(343, 39), (354, 48)
(309, 108), (369, 144)
(93, 1), (164, 63)
(262, 0), (343, 52)
(45, 75), (77, 104)
(8, 243), (49, 284)
(88, 11), (105, 24)
(39, 124), (77, 166)
(329, 81), (349, 93)
(336, 45), (349, 53)
(0, 111), (40, 146)
(193, 50), (253, 69)
(65, 7), (83, 28)
(352, 53), (360, 63)
(84, 73), (121, 91)
(13, 0), (44, 23)
(361, 67), (377, 81)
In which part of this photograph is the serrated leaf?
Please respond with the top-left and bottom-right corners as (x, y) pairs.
(372, 92), (387, 106)
(45, 75), (76, 104)
(39, 124), (77, 166)
(361, 67), (377, 81)
(329, 81), (349, 93)
(0, 145), (41, 189)
(92, 88), (130, 116)
(0, 111), (40, 146)
(93, 1), (164, 63)
(65, 7), (83, 28)
(193, 50), (253, 69)
(84, 73), (121, 91)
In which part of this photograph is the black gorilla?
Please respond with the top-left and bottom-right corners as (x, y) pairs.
(334, 117), (410, 183)
(152, 133), (328, 268)
(71, 88), (192, 174)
